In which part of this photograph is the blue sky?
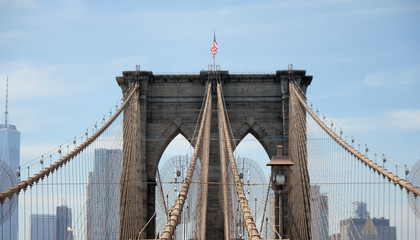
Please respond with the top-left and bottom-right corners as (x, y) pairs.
(1, 0), (419, 174)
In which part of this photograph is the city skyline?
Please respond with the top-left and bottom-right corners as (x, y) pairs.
(0, 1), (419, 239)
(29, 205), (74, 240)
(339, 201), (396, 240)
(0, 1), (418, 176)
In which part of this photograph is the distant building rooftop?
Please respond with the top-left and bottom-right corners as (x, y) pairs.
(0, 124), (17, 130)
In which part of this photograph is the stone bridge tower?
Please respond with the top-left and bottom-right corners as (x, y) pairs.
(117, 69), (312, 239)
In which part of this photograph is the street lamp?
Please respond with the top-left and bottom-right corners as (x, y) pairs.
(267, 145), (293, 195)
(267, 145), (293, 239)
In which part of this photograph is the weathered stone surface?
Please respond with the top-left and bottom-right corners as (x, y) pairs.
(117, 69), (312, 239)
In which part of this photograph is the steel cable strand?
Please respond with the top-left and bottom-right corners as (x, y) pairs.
(119, 91), (139, 239)
(306, 118), (357, 239)
(259, 171), (272, 234)
(289, 82), (420, 197)
(167, 76), (211, 240)
(288, 93), (299, 237)
(218, 102), (232, 240)
(293, 83), (359, 240)
(110, 131), (125, 239)
(157, 169), (169, 219)
(127, 90), (144, 239)
(0, 83), (140, 203)
(218, 77), (241, 238)
(191, 75), (210, 156)
(306, 117), (326, 239)
(224, 155), (240, 238)
(199, 79), (212, 240)
(291, 91), (312, 239)
(91, 119), (124, 239)
(289, 89), (308, 239)
(216, 80), (261, 240)
(118, 91), (132, 239)
(293, 84), (362, 240)
(167, 81), (211, 239)
(299, 105), (313, 239)
(294, 79), (315, 239)
(160, 81), (212, 240)
(137, 211), (158, 239)
(248, 177), (290, 239)
(291, 81), (396, 239)
(218, 79), (238, 150)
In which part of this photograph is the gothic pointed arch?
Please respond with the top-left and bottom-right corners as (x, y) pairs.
(233, 121), (271, 158)
(147, 121), (195, 180)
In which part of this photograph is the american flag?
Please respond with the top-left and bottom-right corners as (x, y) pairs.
(211, 35), (218, 58)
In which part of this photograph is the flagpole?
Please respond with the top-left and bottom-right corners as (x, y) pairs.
(213, 54), (216, 71)
(213, 29), (216, 71)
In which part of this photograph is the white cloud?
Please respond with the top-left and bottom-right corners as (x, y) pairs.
(312, 109), (420, 135)
(363, 65), (420, 88)
(364, 71), (393, 87)
(0, 61), (82, 102)
(0, 0), (85, 11)
(350, 6), (420, 16)
(20, 142), (60, 166)
(388, 109), (420, 129)
(0, 0), (35, 8)
(0, 31), (25, 44)
(313, 116), (383, 134)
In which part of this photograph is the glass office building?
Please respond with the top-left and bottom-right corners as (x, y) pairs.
(0, 121), (21, 239)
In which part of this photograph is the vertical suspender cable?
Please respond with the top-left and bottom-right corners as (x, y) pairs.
(289, 82), (420, 197)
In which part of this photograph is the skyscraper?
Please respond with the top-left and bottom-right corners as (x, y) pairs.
(310, 185), (329, 240)
(31, 214), (57, 240)
(0, 78), (20, 240)
(86, 148), (122, 239)
(57, 205), (73, 240)
(353, 202), (369, 219)
(339, 202), (396, 240)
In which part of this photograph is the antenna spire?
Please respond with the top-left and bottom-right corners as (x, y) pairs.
(5, 77), (8, 126)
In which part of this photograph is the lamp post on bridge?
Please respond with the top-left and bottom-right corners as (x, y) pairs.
(267, 145), (294, 239)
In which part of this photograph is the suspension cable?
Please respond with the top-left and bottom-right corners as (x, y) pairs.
(160, 80), (212, 240)
(0, 83), (140, 203)
(218, 89), (232, 240)
(289, 81), (420, 197)
(216, 80), (262, 240)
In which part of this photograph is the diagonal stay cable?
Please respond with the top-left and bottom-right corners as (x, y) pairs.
(289, 81), (420, 197)
(199, 73), (213, 240)
(216, 80), (262, 240)
(218, 90), (232, 240)
(160, 80), (212, 240)
(0, 83), (140, 203)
